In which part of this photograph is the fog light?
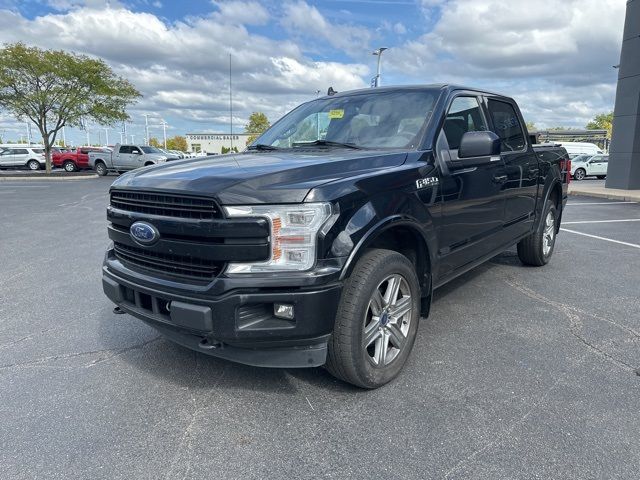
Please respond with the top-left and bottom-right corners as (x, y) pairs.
(274, 303), (294, 320)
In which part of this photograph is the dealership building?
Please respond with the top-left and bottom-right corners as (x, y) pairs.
(186, 133), (253, 154)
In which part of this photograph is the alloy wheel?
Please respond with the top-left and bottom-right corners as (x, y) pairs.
(363, 273), (413, 366)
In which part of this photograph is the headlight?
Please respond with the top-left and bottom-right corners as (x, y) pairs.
(223, 203), (336, 273)
(157, 157), (166, 163)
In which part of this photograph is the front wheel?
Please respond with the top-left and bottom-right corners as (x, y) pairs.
(27, 160), (40, 171)
(573, 168), (586, 181)
(517, 200), (557, 266)
(326, 249), (421, 389)
(63, 161), (77, 172)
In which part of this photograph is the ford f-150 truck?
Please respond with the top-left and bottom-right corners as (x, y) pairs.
(89, 144), (168, 176)
(102, 85), (569, 388)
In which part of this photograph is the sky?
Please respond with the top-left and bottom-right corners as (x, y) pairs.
(0, 0), (627, 146)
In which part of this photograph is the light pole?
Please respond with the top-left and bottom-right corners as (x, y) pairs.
(104, 128), (109, 146)
(161, 120), (167, 148)
(143, 114), (150, 145)
(372, 47), (388, 87)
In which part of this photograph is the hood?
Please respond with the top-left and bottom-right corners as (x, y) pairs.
(111, 149), (408, 204)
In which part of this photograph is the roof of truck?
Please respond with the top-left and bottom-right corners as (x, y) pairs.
(323, 84), (508, 99)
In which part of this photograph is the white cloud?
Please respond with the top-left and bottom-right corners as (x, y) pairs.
(212, 1), (270, 25)
(281, 1), (371, 55)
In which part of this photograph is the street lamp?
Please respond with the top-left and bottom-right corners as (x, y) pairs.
(372, 47), (388, 87)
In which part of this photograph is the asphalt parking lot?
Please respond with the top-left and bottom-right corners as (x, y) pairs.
(1, 178), (639, 479)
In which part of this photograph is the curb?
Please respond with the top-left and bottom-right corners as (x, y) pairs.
(569, 190), (640, 202)
(0, 174), (99, 182)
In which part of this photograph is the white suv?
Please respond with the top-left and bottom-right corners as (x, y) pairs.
(571, 154), (608, 181)
(0, 147), (46, 170)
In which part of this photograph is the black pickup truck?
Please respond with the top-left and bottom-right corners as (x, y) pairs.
(102, 85), (569, 388)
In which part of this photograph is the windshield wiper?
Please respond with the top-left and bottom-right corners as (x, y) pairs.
(247, 144), (280, 151)
(291, 140), (362, 149)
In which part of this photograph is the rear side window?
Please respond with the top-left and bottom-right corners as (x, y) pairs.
(487, 100), (526, 152)
(32, 149), (44, 154)
(443, 96), (486, 150)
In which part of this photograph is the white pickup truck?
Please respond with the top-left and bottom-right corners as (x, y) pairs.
(88, 144), (169, 176)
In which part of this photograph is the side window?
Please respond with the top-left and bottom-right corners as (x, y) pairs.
(602, 156), (609, 163)
(487, 99), (526, 152)
(0, 149), (12, 156)
(13, 149), (28, 155)
(443, 97), (485, 150)
(591, 155), (602, 162)
(119, 145), (132, 154)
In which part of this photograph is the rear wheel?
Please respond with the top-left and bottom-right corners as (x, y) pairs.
(95, 161), (107, 176)
(573, 168), (586, 181)
(63, 160), (77, 172)
(517, 200), (557, 266)
(326, 249), (421, 389)
(27, 159), (40, 171)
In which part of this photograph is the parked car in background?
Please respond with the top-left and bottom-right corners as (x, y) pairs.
(556, 142), (603, 159)
(0, 146), (46, 170)
(571, 154), (608, 180)
(158, 148), (181, 161)
(53, 146), (109, 172)
(168, 150), (186, 159)
(88, 144), (168, 176)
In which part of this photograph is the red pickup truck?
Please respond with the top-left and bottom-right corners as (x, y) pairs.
(53, 147), (108, 172)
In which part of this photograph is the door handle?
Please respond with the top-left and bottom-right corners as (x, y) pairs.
(492, 175), (508, 184)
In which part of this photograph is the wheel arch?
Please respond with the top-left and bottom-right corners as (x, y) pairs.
(339, 216), (434, 314)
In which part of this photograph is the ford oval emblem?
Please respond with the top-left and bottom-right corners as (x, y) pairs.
(130, 221), (159, 245)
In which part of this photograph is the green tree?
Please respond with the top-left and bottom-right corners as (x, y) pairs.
(0, 43), (141, 172)
(149, 137), (161, 148)
(586, 111), (613, 139)
(221, 146), (239, 154)
(525, 121), (536, 131)
(245, 112), (270, 145)
(166, 135), (187, 152)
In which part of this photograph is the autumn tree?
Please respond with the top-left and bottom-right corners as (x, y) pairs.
(0, 43), (141, 172)
(586, 111), (614, 139)
(166, 135), (187, 152)
(149, 137), (161, 148)
(245, 112), (270, 145)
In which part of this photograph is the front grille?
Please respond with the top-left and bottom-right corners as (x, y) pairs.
(114, 242), (222, 281)
(110, 191), (221, 220)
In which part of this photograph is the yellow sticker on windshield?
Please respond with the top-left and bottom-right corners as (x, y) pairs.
(328, 109), (344, 119)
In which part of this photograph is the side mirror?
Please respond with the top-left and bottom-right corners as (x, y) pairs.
(458, 131), (501, 158)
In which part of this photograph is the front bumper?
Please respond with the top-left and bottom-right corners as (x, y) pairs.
(102, 267), (342, 368)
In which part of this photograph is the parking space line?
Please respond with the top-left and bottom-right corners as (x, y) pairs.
(566, 202), (638, 206)
(563, 219), (640, 224)
(560, 228), (640, 249)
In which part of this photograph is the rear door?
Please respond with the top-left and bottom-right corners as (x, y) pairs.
(12, 148), (29, 166)
(485, 97), (538, 238)
(438, 95), (507, 275)
(588, 155), (607, 176)
(114, 145), (132, 168)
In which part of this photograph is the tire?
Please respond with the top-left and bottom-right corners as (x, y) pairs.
(597, 176), (606, 179)
(27, 159), (40, 171)
(326, 249), (421, 389)
(95, 161), (107, 176)
(63, 160), (77, 172)
(517, 200), (558, 266)
(573, 168), (586, 181)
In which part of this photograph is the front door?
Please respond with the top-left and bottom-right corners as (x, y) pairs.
(485, 97), (539, 238)
(438, 95), (507, 276)
(115, 145), (134, 169)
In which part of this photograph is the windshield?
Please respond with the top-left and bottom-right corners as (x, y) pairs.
(141, 146), (162, 154)
(253, 89), (438, 150)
